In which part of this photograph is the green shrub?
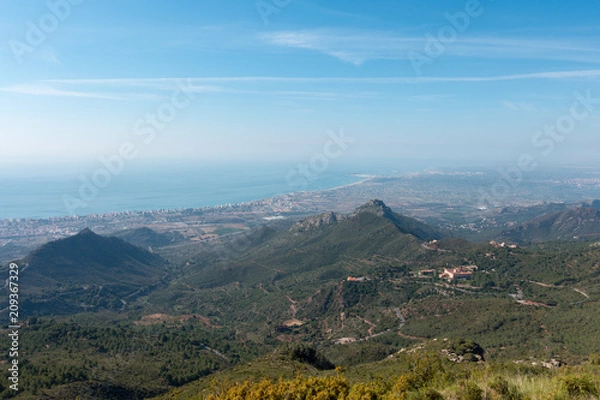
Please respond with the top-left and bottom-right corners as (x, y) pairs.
(448, 339), (485, 362)
(406, 353), (446, 389)
(455, 380), (483, 400)
(347, 380), (389, 400)
(488, 376), (522, 400)
(420, 388), (444, 399)
(559, 375), (599, 397)
(287, 343), (335, 370)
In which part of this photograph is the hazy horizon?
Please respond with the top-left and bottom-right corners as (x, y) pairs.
(2, 1), (600, 169)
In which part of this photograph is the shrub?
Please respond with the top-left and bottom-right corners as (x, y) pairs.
(454, 380), (483, 400)
(406, 353), (446, 389)
(559, 375), (599, 397)
(449, 339), (485, 362)
(407, 388), (444, 400)
(288, 344), (335, 370)
(488, 376), (522, 400)
(205, 375), (350, 399)
(348, 381), (389, 400)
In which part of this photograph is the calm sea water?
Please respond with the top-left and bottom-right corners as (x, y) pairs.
(0, 161), (377, 220)
(3, 160), (599, 220)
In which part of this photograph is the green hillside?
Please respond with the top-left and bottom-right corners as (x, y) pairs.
(156, 341), (600, 400)
(113, 227), (185, 249)
(2, 202), (600, 399)
(17, 228), (167, 314)
(500, 207), (600, 244)
(184, 199), (445, 289)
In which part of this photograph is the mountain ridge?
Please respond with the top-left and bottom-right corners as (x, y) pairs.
(500, 207), (600, 243)
(185, 199), (444, 289)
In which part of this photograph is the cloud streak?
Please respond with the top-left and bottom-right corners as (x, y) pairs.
(42, 69), (600, 86)
(6, 69), (599, 101)
(0, 84), (125, 100)
(0, 83), (224, 101)
(260, 29), (600, 65)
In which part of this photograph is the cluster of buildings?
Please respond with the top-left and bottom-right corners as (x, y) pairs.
(489, 240), (518, 249)
(347, 266), (480, 283)
(438, 265), (478, 281)
(416, 265), (479, 281)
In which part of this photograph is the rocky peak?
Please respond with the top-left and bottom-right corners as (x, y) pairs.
(291, 211), (342, 233)
(350, 199), (393, 218)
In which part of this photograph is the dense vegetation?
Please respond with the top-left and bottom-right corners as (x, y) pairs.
(0, 315), (267, 399)
(201, 368), (600, 400)
(2, 201), (600, 399)
(161, 347), (600, 400)
(18, 228), (167, 315)
(500, 207), (600, 244)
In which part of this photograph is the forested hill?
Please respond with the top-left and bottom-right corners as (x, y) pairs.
(18, 228), (167, 314)
(2, 202), (600, 399)
(500, 207), (600, 243)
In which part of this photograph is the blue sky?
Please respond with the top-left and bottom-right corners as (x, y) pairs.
(1, 0), (600, 167)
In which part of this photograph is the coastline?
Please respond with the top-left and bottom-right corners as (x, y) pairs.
(0, 171), (372, 223)
(320, 176), (376, 193)
(0, 174), (374, 224)
(0, 173), (376, 262)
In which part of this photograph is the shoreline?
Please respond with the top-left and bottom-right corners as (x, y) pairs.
(0, 174), (375, 224)
(0, 174), (377, 258)
(319, 176), (377, 193)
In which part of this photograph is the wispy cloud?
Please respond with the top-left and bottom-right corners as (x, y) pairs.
(260, 29), (600, 65)
(260, 29), (419, 65)
(41, 69), (600, 86)
(0, 84), (122, 100)
(2, 81), (372, 101)
(0, 84), (163, 101)
(410, 69), (600, 82)
(6, 68), (599, 102)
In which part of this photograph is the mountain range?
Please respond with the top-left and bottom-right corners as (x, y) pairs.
(2, 200), (600, 399)
(500, 207), (600, 243)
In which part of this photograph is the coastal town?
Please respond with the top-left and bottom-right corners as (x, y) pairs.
(0, 192), (323, 263)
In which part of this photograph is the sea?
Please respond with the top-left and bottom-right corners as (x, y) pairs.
(3, 160), (600, 221)
(0, 160), (405, 220)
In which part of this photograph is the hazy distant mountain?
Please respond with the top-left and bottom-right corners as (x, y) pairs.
(501, 207), (600, 243)
(586, 199), (600, 211)
(112, 226), (184, 249)
(20, 228), (166, 314)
